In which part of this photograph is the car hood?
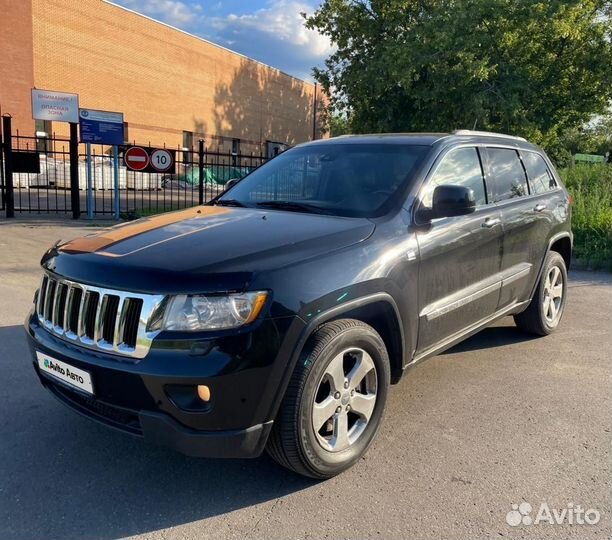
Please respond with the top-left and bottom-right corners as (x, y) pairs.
(42, 206), (375, 294)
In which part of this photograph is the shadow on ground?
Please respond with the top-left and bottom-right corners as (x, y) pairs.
(0, 325), (314, 540)
(442, 324), (538, 354)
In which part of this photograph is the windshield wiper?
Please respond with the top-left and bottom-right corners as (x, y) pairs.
(255, 200), (330, 215)
(213, 199), (247, 207)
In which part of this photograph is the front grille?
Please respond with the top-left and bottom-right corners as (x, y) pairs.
(36, 272), (165, 359)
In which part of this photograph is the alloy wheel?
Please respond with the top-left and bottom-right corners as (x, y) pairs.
(311, 347), (378, 452)
(543, 265), (564, 324)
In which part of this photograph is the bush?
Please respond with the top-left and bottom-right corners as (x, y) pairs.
(559, 164), (612, 271)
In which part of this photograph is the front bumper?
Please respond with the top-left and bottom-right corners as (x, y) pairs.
(26, 311), (302, 458)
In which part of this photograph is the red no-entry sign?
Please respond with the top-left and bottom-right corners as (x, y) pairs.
(123, 145), (176, 173)
(124, 146), (150, 171)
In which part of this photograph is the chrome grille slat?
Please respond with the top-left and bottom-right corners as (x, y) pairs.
(77, 289), (89, 338)
(63, 285), (73, 333)
(36, 273), (164, 359)
(51, 283), (61, 328)
(93, 294), (106, 343)
(37, 275), (48, 318)
(53, 284), (67, 332)
(44, 278), (55, 324)
(113, 297), (128, 348)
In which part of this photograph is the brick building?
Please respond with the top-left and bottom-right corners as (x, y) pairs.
(0, 0), (324, 154)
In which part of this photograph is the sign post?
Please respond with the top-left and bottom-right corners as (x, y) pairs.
(113, 148), (120, 219)
(32, 89), (80, 218)
(86, 143), (93, 219)
(69, 123), (80, 219)
(79, 108), (124, 220)
(198, 139), (205, 205)
(2, 115), (15, 218)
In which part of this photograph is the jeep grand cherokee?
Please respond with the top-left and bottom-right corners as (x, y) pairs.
(25, 131), (572, 478)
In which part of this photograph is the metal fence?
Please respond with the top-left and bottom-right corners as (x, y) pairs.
(1, 118), (268, 219)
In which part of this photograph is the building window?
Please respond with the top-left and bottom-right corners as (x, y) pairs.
(123, 122), (129, 144)
(35, 119), (52, 153)
(182, 130), (193, 163)
(231, 139), (241, 166)
(266, 141), (288, 158)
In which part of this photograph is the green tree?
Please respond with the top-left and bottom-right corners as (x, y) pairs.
(329, 113), (352, 136)
(305, 0), (612, 155)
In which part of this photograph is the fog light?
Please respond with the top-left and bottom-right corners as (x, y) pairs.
(197, 385), (211, 402)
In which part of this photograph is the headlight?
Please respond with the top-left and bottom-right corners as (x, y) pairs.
(162, 291), (268, 331)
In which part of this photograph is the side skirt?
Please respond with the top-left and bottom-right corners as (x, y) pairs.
(405, 299), (530, 370)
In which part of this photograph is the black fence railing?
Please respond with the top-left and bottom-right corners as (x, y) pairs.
(1, 121), (268, 218)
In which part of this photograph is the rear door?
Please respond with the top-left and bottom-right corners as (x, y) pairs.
(483, 147), (550, 308)
(415, 146), (504, 355)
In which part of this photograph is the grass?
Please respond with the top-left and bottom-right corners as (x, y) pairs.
(559, 164), (612, 271)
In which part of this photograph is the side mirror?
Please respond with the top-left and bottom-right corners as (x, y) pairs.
(225, 178), (239, 190)
(431, 185), (476, 218)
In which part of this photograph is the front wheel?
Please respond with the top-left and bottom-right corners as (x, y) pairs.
(514, 251), (568, 336)
(266, 319), (390, 479)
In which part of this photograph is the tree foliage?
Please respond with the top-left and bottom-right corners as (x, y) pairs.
(305, 0), (612, 152)
(329, 113), (352, 136)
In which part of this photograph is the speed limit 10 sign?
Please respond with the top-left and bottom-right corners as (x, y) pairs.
(123, 146), (176, 174)
(150, 149), (173, 172)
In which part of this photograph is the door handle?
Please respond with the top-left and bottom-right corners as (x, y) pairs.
(533, 203), (546, 213)
(481, 217), (501, 228)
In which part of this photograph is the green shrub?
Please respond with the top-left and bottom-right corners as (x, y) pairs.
(559, 164), (612, 271)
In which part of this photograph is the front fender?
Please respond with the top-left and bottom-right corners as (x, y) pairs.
(259, 289), (408, 425)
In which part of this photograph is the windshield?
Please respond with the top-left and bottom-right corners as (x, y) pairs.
(216, 143), (429, 218)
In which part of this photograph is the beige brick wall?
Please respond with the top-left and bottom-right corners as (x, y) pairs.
(0, 0), (35, 134)
(30, 0), (324, 151)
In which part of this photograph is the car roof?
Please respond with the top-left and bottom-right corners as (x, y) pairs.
(305, 133), (449, 146)
(303, 130), (539, 150)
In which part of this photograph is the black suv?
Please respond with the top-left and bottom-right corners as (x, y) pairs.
(25, 131), (572, 478)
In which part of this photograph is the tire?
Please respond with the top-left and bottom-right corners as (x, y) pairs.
(514, 251), (568, 336)
(266, 319), (390, 479)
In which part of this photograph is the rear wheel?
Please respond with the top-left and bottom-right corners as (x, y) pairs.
(266, 319), (390, 479)
(514, 251), (567, 336)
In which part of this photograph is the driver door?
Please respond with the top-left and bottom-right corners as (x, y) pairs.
(415, 146), (504, 355)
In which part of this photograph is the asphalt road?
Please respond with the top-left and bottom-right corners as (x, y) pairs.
(0, 219), (610, 540)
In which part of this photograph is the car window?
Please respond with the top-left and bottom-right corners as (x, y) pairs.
(421, 147), (486, 208)
(218, 143), (429, 218)
(487, 148), (529, 202)
(521, 151), (557, 194)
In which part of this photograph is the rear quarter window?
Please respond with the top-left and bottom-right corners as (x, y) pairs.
(521, 151), (557, 194)
(486, 147), (529, 202)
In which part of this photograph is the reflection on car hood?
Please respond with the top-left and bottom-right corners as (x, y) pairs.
(42, 206), (375, 294)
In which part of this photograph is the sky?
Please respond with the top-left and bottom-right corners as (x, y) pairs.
(111, 0), (333, 81)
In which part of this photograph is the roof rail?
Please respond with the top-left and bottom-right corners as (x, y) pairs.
(453, 129), (526, 142)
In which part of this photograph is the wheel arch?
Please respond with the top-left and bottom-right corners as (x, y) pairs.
(549, 234), (572, 270)
(327, 300), (405, 384)
(527, 232), (572, 302)
(295, 294), (406, 385)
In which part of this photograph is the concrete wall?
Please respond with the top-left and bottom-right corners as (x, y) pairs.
(27, 0), (323, 151)
(0, 0), (35, 134)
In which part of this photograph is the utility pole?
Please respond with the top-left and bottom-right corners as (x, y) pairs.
(312, 82), (318, 141)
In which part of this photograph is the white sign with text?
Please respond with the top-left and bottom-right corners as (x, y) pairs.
(31, 88), (79, 123)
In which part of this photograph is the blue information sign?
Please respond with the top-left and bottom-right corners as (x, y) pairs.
(79, 108), (124, 145)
